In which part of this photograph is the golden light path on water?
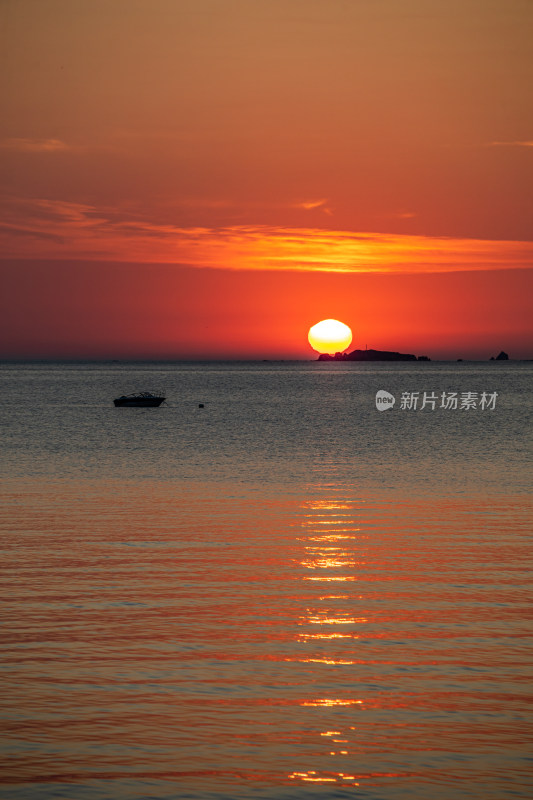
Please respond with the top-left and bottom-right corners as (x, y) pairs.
(288, 493), (369, 787)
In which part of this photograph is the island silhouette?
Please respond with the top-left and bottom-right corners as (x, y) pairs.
(317, 348), (429, 361)
(318, 348), (514, 361)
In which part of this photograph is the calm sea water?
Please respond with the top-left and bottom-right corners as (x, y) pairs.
(1, 361), (531, 800)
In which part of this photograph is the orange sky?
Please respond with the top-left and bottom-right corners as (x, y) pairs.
(1, 0), (532, 358)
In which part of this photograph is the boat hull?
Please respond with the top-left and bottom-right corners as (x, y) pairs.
(114, 396), (165, 407)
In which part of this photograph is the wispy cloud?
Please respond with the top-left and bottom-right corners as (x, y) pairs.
(0, 196), (532, 273)
(293, 199), (333, 216)
(294, 199), (329, 210)
(0, 138), (70, 152)
(395, 211), (417, 219)
(488, 140), (533, 148)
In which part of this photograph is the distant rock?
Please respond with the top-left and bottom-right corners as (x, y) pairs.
(318, 348), (417, 362)
(495, 351), (509, 360)
(417, 355), (431, 361)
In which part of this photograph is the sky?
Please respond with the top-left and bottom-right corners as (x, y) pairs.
(1, 0), (532, 359)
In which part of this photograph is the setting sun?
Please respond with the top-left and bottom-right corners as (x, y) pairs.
(308, 319), (353, 355)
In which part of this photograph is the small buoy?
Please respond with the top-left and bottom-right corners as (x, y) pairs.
(198, 403), (204, 408)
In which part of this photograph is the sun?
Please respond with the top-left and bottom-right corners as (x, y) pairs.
(308, 319), (353, 354)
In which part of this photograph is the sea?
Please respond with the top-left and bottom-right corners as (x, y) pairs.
(0, 360), (531, 800)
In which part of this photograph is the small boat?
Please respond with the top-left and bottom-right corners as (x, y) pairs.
(113, 392), (165, 407)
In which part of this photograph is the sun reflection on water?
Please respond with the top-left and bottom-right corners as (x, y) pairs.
(288, 770), (359, 785)
(288, 488), (373, 786)
(296, 658), (357, 664)
(296, 493), (369, 642)
(301, 698), (364, 706)
(303, 574), (358, 581)
(305, 534), (358, 541)
(298, 632), (355, 639)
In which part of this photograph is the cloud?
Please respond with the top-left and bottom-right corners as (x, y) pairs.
(0, 196), (532, 273)
(0, 138), (70, 153)
(293, 199), (334, 216)
(294, 199), (329, 210)
(488, 140), (533, 148)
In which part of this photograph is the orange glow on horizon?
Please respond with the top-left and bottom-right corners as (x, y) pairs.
(1, 249), (532, 361)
